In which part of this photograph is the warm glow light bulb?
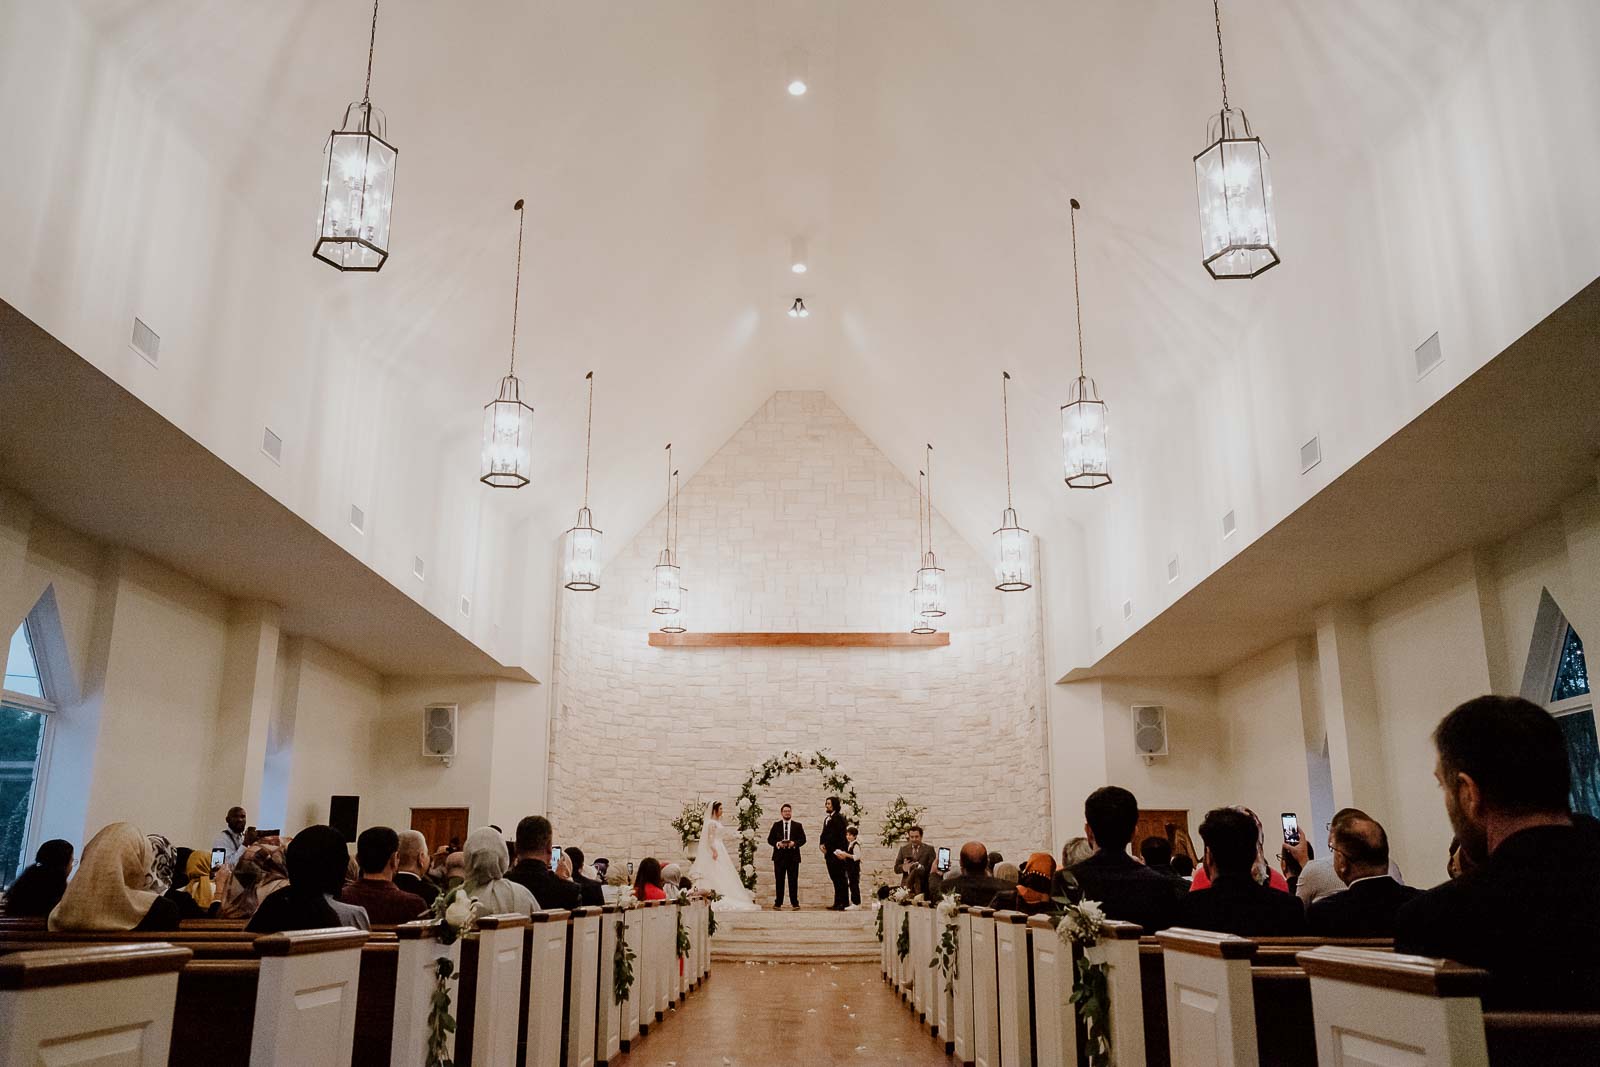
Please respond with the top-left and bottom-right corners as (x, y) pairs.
(788, 306), (799, 318)
(798, 306), (809, 318)
(788, 79), (807, 96)
(792, 262), (807, 274)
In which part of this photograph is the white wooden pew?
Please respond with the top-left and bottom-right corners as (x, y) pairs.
(1091, 919), (1147, 1067)
(595, 904), (622, 1066)
(1298, 945), (1491, 1066)
(698, 898), (710, 983)
(1155, 927), (1259, 1067)
(620, 904), (644, 1050)
(565, 906), (602, 1067)
(458, 913), (529, 1067)
(952, 905), (976, 1065)
(669, 900), (686, 1002)
(251, 927), (368, 1067)
(992, 911), (1033, 1067)
(524, 909), (571, 1067)
(1027, 914), (1078, 1067)
(913, 900), (934, 1022)
(0, 941), (192, 1066)
(969, 907), (1001, 1067)
(932, 906), (956, 1051)
(879, 902), (893, 980)
(648, 900), (673, 1023)
(392, 920), (461, 1067)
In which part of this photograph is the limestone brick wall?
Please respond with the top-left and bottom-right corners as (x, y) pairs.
(546, 392), (1048, 903)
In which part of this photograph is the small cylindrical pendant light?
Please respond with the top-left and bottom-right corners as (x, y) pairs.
(481, 200), (535, 488)
(915, 445), (947, 617)
(563, 371), (603, 591)
(993, 371), (1032, 591)
(790, 236), (809, 274)
(1060, 199), (1112, 489)
(652, 445), (681, 615)
(313, 0), (397, 272)
(910, 469), (936, 634)
(660, 469), (687, 632)
(786, 48), (809, 96)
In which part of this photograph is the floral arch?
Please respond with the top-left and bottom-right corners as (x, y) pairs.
(733, 750), (865, 890)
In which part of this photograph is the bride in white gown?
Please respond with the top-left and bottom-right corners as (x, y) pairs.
(686, 802), (759, 912)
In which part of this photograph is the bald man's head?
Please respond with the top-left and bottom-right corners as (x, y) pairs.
(959, 841), (989, 876)
(1331, 816), (1389, 883)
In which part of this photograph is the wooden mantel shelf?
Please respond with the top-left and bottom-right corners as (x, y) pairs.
(648, 632), (950, 649)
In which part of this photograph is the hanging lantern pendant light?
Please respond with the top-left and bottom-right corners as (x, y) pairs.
(660, 468), (687, 632)
(480, 200), (535, 488)
(915, 444), (947, 617)
(910, 469), (936, 635)
(313, 0), (397, 272)
(1061, 199), (1112, 489)
(652, 444), (682, 616)
(993, 371), (1033, 591)
(1195, 0), (1279, 279)
(563, 371), (604, 591)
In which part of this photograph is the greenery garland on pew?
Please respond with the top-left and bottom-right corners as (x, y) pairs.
(425, 885), (481, 1067)
(705, 891), (719, 938)
(1055, 896), (1111, 1067)
(613, 894), (637, 1006)
(675, 898), (691, 959)
(734, 750), (865, 891)
(929, 894), (961, 995)
(896, 912), (910, 963)
(874, 904), (883, 942)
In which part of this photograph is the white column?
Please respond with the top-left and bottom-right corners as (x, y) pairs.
(250, 928), (368, 1067)
(1299, 945), (1490, 1067)
(208, 600), (281, 822)
(1157, 928), (1259, 1067)
(1314, 602), (1392, 814)
(993, 911), (1033, 1067)
(392, 921), (461, 1067)
(970, 908), (1001, 1067)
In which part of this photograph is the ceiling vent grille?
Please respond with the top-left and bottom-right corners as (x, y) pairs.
(1222, 510), (1237, 538)
(1095, 626), (1103, 646)
(1167, 557), (1180, 583)
(130, 318), (160, 366)
(1414, 331), (1443, 380)
(459, 596), (472, 618)
(412, 557), (426, 581)
(261, 427), (283, 465)
(1300, 435), (1322, 474)
(1122, 599), (1133, 621)
(349, 505), (365, 533)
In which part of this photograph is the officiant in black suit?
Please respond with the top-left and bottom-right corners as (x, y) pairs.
(821, 796), (850, 910)
(768, 803), (807, 909)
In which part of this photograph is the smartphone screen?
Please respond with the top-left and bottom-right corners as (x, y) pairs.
(1281, 813), (1300, 846)
(210, 847), (227, 869)
(937, 846), (951, 872)
(552, 846), (563, 868)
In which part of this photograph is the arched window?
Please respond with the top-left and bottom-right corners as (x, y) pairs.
(1522, 591), (1599, 819)
(2, 616), (54, 886)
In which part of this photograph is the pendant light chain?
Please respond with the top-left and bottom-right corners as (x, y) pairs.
(917, 470), (927, 558)
(508, 200), (526, 377)
(1070, 200), (1085, 380)
(1213, 0), (1230, 114)
(925, 444), (936, 555)
(1001, 372), (1015, 510)
(362, 0), (380, 106)
(581, 371), (594, 507)
(664, 443), (673, 563)
(672, 468), (681, 561)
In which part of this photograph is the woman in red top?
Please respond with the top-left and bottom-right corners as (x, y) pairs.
(635, 857), (667, 901)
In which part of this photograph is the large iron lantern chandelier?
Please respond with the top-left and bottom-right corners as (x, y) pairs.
(313, 0), (397, 272)
(915, 445), (947, 618)
(652, 444), (682, 616)
(563, 371), (603, 591)
(993, 371), (1032, 591)
(1194, 0), (1279, 280)
(909, 469), (937, 635)
(1061, 199), (1112, 489)
(480, 200), (535, 488)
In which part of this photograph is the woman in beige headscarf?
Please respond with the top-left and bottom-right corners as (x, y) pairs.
(461, 827), (538, 915)
(50, 822), (180, 931)
(218, 839), (289, 920)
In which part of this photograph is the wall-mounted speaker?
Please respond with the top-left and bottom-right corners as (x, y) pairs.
(424, 703), (458, 763)
(329, 795), (360, 843)
(1132, 704), (1168, 760)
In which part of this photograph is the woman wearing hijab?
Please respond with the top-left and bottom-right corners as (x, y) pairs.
(1188, 807), (1290, 893)
(660, 863), (683, 901)
(219, 840), (289, 920)
(634, 857), (667, 901)
(248, 825), (370, 933)
(49, 822), (180, 931)
(2, 839), (74, 917)
(461, 826), (538, 915)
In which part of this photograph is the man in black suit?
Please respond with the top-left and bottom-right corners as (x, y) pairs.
(1069, 787), (1187, 933)
(562, 845), (606, 907)
(1178, 807), (1307, 937)
(1396, 695), (1600, 1009)
(1306, 815), (1417, 937)
(767, 803), (806, 909)
(506, 815), (582, 910)
(931, 842), (1006, 908)
(820, 797), (849, 910)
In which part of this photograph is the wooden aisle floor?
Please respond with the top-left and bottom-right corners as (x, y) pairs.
(614, 961), (960, 1067)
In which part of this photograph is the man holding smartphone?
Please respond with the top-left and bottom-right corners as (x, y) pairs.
(212, 806), (247, 868)
(893, 826), (937, 898)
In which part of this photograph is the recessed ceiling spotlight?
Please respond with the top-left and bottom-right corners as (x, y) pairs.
(790, 236), (808, 274)
(786, 48), (808, 96)
(788, 297), (809, 318)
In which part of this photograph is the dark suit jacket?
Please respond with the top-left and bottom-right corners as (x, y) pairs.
(507, 858), (583, 911)
(820, 813), (847, 854)
(393, 871), (440, 907)
(1176, 874), (1308, 937)
(1070, 851), (1187, 934)
(571, 872), (606, 907)
(1306, 876), (1419, 939)
(1396, 824), (1600, 1010)
(768, 819), (807, 859)
(932, 872), (1006, 909)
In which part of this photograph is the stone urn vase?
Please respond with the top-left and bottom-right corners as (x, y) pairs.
(683, 838), (700, 862)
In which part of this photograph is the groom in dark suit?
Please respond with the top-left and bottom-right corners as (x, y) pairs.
(820, 797), (849, 910)
(767, 803), (806, 909)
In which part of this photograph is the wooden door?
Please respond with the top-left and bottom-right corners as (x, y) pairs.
(1134, 809), (1196, 861)
(411, 807), (471, 854)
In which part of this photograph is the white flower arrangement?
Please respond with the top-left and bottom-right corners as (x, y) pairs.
(738, 795), (753, 810)
(936, 894), (960, 921)
(1057, 898), (1106, 946)
(890, 887), (910, 904)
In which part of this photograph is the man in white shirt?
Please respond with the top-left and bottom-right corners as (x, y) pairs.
(212, 806), (247, 868)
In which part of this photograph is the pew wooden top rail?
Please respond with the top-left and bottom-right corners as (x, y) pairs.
(253, 927), (369, 957)
(1155, 927), (1258, 960)
(0, 941), (193, 988)
(1296, 944), (1488, 997)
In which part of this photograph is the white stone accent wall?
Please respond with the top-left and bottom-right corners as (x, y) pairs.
(547, 392), (1048, 902)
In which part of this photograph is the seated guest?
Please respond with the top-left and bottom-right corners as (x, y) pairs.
(893, 826), (938, 898)
(1188, 808), (1291, 893)
(249, 825), (369, 932)
(219, 839), (288, 920)
(213, 806), (247, 868)
(994, 861), (1019, 886)
(593, 857), (610, 882)
(1070, 787), (1186, 933)
(507, 815), (582, 910)
(986, 851), (1005, 876)
(1062, 837), (1095, 867)
(2, 839), (74, 916)
(443, 851), (467, 887)
(1139, 836), (1179, 877)
(1170, 853), (1195, 881)
(1307, 815), (1418, 937)
(564, 846), (605, 906)
(1179, 808), (1306, 937)
(991, 852), (1058, 915)
(341, 827), (428, 924)
(932, 843), (1005, 907)
(393, 830), (440, 906)
(1288, 808), (1406, 906)
(176, 848), (220, 917)
(462, 826), (538, 916)
(50, 822), (180, 931)
(146, 838), (212, 920)
(635, 857), (668, 901)
(1397, 695), (1600, 1009)
(662, 863), (684, 900)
